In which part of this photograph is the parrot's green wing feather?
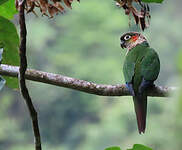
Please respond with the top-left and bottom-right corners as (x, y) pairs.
(123, 59), (135, 83)
(123, 43), (148, 83)
(141, 48), (160, 81)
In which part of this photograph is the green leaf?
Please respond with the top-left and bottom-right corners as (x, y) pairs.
(142, 0), (164, 3)
(127, 144), (152, 150)
(0, 16), (19, 89)
(0, 0), (18, 19)
(105, 146), (121, 150)
(0, 0), (8, 5)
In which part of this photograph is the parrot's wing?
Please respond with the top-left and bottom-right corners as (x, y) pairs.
(123, 57), (135, 83)
(123, 43), (148, 83)
(141, 48), (160, 81)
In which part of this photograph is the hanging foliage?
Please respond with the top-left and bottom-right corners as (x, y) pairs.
(15, 0), (80, 18)
(115, 0), (151, 31)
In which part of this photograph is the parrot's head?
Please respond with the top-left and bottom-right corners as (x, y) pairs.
(120, 32), (147, 50)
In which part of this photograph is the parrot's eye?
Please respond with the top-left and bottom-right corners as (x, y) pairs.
(124, 35), (131, 41)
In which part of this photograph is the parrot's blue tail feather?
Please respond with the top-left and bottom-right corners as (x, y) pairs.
(133, 93), (147, 134)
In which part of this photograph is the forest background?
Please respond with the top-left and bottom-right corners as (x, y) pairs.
(0, 0), (182, 150)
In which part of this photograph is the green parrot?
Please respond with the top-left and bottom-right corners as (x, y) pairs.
(120, 32), (160, 134)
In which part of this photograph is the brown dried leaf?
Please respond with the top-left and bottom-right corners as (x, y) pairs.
(53, 2), (64, 12)
(39, 0), (48, 15)
(63, 0), (72, 9)
(115, 0), (151, 30)
(26, 1), (35, 13)
(16, 0), (80, 18)
(132, 11), (139, 25)
(48, 4), (59, 18)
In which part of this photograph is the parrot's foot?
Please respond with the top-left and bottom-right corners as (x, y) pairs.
(126, 82), (135, 96)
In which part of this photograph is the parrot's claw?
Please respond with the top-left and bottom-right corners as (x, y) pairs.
(126, 82), (135, 96)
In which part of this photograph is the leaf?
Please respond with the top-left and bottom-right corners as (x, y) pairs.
(0, 0), (8, 5)
(0, 16), (20, 89)
(105, 146), (121, 150)
(142, 0), (164, 3)
(63, 0), (72, 9)
(0, 0), (18, 19)
(127, 144), (152, 150)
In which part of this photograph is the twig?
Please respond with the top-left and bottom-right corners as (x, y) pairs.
(19, 1), (42, 150)
(0, 64), (175, 97)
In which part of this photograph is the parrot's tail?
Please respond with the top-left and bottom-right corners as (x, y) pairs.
(133, 94), (147, 134)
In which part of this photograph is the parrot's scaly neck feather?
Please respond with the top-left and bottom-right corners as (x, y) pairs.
(127, 35), (147, 51)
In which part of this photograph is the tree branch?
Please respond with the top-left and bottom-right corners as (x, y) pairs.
(19, 2), (42, 150)
(0, 64), (175, 97)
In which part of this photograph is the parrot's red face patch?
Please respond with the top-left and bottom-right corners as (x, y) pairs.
(131, 35), (139, 42)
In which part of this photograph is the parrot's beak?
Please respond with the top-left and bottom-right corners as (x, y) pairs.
(120, 40), (125, 49)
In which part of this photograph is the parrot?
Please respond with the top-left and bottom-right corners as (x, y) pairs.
(120, 32), (160, 134)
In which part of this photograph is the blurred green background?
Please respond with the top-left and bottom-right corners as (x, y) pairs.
(0, 0), (182, 150)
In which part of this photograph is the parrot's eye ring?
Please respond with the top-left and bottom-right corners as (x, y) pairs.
(124, 35), (131, 40)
